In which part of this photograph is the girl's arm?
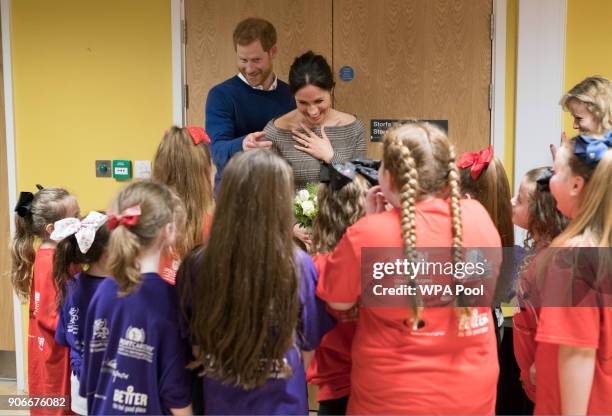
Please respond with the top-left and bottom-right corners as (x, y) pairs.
(302, 350), (315, 370)
(170, 404), (193, 416)
(559, 345), (596, 415)
(328, 302), (356, 311)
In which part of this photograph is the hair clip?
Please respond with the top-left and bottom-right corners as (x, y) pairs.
(320, 163), (354, 191)
(106, 205), (141, 231)
(354, 166), (379, 186)
(573, 132), (612, 167)
(51, 211), (108, 253)
(320, 160), (381, 191)
(35, 184), (44, 190)
(457, 145), (493, 180)
(14, 192), (34, 217)
(351, 159), (381, 171)
(186, 127), (211, 145)
(536, 168), (553, 192)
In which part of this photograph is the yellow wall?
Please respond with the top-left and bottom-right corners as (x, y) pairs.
(563, 0), (612, 133)
(11, 0), (173, 213)
(11, 0), (172, 390)
(504, 0), (518, 192)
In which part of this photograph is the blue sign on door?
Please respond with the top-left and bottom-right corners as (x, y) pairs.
(339, 66), (354, 82)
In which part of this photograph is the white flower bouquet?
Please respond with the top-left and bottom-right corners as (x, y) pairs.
(294, 183), (318, 229)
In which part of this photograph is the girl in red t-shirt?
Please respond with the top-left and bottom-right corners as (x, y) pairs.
(510, 167), (568, 405)
(532, 133), (612, 414)
(11, 187), (80, 415)
(316, 122), (502, 414)
(152, 126), (214, 285)
(308, 162), (373, 414)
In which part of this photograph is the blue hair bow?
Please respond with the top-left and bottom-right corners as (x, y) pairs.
(574, 131), (612, 167)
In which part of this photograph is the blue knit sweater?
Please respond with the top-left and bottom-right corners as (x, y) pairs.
(205, 75), (295, 188)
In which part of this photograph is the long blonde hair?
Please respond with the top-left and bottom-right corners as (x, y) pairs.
(552, 139), (612, 249)
(382, 122), (465, 319)
(152, 126), (214, 258)
(560, 76), (612, 134)
(10, 188), (75, 301)
(107, 181), (185, 296)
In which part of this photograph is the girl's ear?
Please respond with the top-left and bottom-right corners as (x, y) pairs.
(161, 222), (177, 246)
(45, 223), (54, 237)
(570, 174), (585, 197)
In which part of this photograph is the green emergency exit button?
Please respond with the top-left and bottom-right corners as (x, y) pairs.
(112, 160), (132, 180)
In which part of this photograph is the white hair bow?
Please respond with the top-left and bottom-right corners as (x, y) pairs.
(50, 211), (108, 254)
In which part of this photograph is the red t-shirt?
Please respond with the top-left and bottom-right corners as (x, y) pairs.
(159, 213), (213, 285)
(533, 242), (612, 414)
(306, 253), (357, 401)
(28, 247), (72, 415)
(316, 198), (502, 414)
(512, 251), (544, 403)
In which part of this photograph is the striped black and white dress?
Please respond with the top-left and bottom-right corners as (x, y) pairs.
(264, 119), (367, 190)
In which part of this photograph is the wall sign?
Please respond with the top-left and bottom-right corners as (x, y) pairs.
(339, 66), (354, 82)
(370, 119), (449, 142)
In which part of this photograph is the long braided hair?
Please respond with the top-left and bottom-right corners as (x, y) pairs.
(382, 122), (465, 321)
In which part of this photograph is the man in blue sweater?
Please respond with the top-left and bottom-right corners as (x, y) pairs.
(206, 18), (296, 188)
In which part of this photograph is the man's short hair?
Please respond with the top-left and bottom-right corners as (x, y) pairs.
(233, 18), (277, 52)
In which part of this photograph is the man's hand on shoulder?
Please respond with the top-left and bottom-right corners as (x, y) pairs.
(242, 131), (272, 151)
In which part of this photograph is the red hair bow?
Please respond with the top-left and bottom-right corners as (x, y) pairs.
(187, 126), (211, 145)
(457, 145), (493, 180)
(107, 205), (142, 231)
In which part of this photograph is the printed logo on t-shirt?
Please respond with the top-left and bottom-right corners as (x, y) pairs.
(112, 385), (148, 414)
(90, 318), (110, 352)
(457, 309), (489, 337)
(117, 327), (155, 363)
(101, 359), (130, 382)
(67, 307), (80, 334)
(34, 291), (41, 316)
(37, 336), (45, 351)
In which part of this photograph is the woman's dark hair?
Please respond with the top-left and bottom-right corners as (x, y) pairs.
(288, 51), (335, 94)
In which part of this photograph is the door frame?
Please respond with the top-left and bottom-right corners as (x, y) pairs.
(171, 0), (184, 126)
(1, 0), (25, 391)
(491, 0), (507, 170)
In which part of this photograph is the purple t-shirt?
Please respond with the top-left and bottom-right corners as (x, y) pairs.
(55, 272), (105, 379)
(199, 250), (334, 415)
(79, 273), (191, 415)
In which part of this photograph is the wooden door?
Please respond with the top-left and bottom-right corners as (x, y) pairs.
(184, 0), (333, 126)
(333, 0), (493, 158)
(0, 17), (15, 351)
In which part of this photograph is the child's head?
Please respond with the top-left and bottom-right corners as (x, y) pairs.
(51, 211), (110, 304)
(560, 76), (612, 135)
(458, 147), (514, 247)
(381, 122), (464, 319)
(189, 150), (299, 388)
(11, 187), (79, 300)
(382, 122), (462, 251)
(549, 135), (612, 246)
(512, 167), (568, 248)
(312, 173), (371, 254)
(152, 126), (214, 255)
(107, 181), (185, 296)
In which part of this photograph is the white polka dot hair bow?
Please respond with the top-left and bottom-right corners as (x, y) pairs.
(50, 211), (108, 254)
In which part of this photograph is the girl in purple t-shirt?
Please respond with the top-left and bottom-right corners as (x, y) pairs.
(52, 210), (110, 415)
(79, 181), (192, 415)
(177, 150), (333, 415)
